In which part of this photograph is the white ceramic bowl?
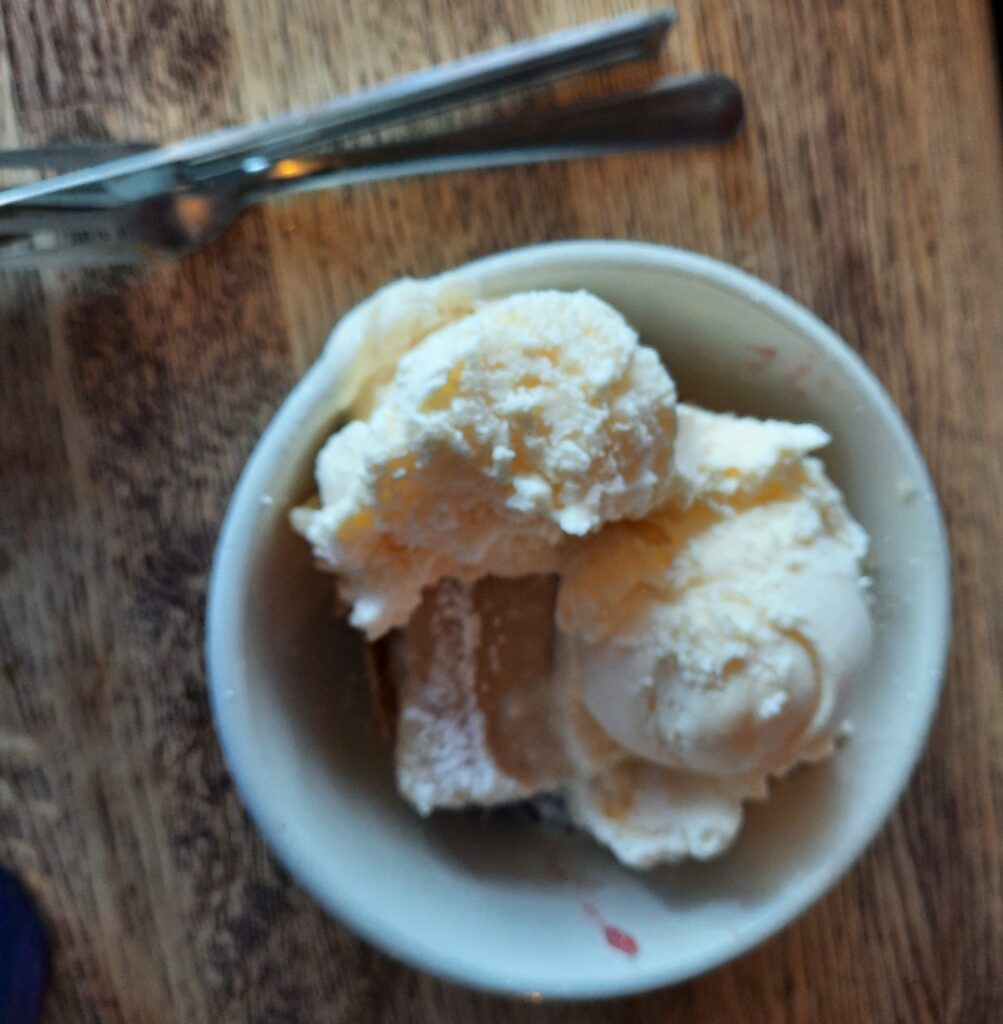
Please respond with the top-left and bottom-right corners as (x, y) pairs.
(206, 241), (950, 999)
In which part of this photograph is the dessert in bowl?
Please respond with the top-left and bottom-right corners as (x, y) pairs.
(206, 241), (949, 997)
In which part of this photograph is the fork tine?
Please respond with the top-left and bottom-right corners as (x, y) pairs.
(0, 142), (155, 171)
(0, 205), (134, 235)
(2, 188), (136, 209)
(0, 235), (154, 268)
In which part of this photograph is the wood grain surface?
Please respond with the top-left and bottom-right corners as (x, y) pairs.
(2, 1), (1002, 1021)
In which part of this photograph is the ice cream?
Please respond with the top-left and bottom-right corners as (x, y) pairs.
(294, 274), (873, 870)
(552, 404), (872, 865)
(557, 404), (872, 780)
(563, 762), (763, 867)
(330, 274), (479, 420)
(294, 286), (678, 638)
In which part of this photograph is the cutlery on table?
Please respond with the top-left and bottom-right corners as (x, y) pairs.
(0, 11), (742, 268)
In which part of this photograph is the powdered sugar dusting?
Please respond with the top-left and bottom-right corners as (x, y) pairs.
(398, 581), (522, 812)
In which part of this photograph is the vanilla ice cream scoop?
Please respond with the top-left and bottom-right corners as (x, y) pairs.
(564, 761), (766, 868)
(557, 406), (872, 781)
(330, 274), (479, 419)
(294, 284), (678, 637)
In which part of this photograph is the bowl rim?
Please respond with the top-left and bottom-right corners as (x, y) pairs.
(206, 239), (951, 999)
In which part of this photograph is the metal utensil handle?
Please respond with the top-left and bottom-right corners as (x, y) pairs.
(0, 11), (674, 208)
(253, 73), (742, 199)
(190, 9), (677, 175)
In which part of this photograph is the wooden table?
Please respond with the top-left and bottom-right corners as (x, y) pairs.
(2, 1), (1001, 1021)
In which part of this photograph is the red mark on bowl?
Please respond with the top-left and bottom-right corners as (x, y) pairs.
(582, 901), (639, 957)
(747, 345), (779, 372)
(603, 925), (639, 956)
(783, 358), (813, 393)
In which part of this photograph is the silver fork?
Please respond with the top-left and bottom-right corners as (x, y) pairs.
(1, 11), (677, 202)
(0, 13), (742, 268)
(0, 75), (741, 268)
